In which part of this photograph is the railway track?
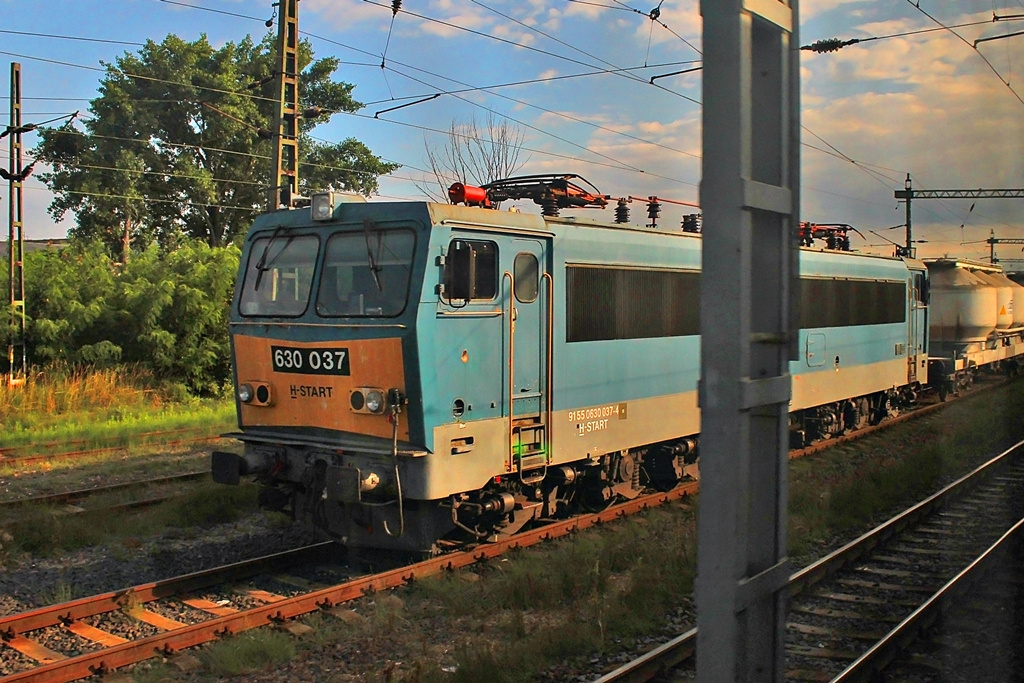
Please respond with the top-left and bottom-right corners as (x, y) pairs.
(0, 429), (226, 468)
(0, 472), (212, 524)
(0, 376), (1012, 681)
(0, 482), (699, 682)
(594, 438), (1024, 682)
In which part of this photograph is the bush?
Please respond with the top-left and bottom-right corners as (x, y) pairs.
(1, 239), (239, 395)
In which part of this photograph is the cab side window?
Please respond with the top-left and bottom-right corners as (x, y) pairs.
(443, 239), (497, 301)
(514, 252), (539, 303)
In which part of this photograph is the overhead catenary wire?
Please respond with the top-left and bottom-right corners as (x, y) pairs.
(21, 128), (429, 187)
(0, 49), (283, 106)
(154, 0), (1015, 222)
(340, 109), (696, 187)
(306, 23), (705, 153)
(801, 17), (1018, 52)
(5, 28), (898, 220)
(0, 29), (145, 47)
(903, 0), (1024, 107)
(10, 0), (1014, 251)
(357, 0), (697, 102)
(7, 8), (707, 172)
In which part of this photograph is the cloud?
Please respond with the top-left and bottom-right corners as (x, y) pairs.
(304, 0), (385, 27)
(802, 0), (876, 22)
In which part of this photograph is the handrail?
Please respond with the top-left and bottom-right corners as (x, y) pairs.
(503, 270), (515, 473)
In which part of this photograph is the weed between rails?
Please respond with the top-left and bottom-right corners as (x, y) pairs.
(397, 506), (698, 682)
(202, 628), (298, 677)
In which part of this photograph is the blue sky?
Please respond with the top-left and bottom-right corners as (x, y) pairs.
(2, 0), (1023, 262)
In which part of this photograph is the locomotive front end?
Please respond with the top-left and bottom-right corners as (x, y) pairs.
(212, 197), (452, 551)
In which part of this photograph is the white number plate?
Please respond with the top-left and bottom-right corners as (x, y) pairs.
(271, 346), (350, 376)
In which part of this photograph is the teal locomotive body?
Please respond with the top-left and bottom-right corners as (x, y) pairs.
(213, 188), (927, 552)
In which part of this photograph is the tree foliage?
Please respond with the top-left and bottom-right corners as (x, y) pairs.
(2, 240), (239, 395)
(34, 33), (399, 255)
(418, 114), (528, 203)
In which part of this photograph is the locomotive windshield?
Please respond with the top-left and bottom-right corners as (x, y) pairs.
(238, 233), (319, 317)
(316, 227), (416, 318)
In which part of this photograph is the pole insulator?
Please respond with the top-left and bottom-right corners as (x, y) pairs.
(647, 197), (661, 227)
(615, 198), (630, 223)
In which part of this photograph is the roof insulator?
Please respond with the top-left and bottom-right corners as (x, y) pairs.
(647, 197), (661, 228)
(615, 198), (630, 224)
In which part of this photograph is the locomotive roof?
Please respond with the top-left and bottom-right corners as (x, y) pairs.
(249, 201), (919, 268)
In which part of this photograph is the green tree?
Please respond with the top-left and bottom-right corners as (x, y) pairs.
(4, 240), (240, 394)
(34, 33), (399, 255)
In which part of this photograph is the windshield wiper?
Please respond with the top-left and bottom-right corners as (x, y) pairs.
(253, 226), (290, 291)
(363, 218), (384, 292)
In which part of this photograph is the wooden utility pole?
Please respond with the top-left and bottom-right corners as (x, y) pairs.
(269, 0), (300, 210)
(6, 62), (26, 387)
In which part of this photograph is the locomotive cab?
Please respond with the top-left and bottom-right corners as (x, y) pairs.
(213, 194), (579, 552)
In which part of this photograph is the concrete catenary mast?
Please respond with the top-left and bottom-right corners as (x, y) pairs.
(697, 0), (799, 679)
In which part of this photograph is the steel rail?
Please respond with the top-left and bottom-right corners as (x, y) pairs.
(0, 544), (336, 637)
(0, 471), (210, 511)
(593, 437), (1024, 682)
(789, 437), (1024, 595)
(2, 379), (1012, 682)
(0, 436), (224, 468)
(0, 483), (697, 682)
(832, 517), (1024, 682)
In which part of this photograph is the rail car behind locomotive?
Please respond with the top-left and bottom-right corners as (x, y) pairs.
(213, 178), (929, 553)
(926, 258), (1024, 397)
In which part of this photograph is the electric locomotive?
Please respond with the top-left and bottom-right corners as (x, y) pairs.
(213, 175), (928, 553)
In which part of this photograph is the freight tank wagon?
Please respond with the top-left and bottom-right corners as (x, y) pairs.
(213, 188), (928, 553)
(927, 259), (1024, 397)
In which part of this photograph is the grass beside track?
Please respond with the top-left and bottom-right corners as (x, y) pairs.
(122, 378), (1024, 683)
(0, 366), (235, 460)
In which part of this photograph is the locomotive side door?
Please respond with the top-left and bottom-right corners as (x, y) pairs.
(503, 237), (551, 479)
(907, 269), (927, 383)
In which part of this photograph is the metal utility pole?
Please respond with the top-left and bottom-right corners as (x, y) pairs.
(6, 62), (27, 387)
(895, 182), (1024, 257)
(987, 230), (1024, 264)
(269, 0), (300, 210)
(697, 0), (798, 680)
(903, 173), (912, 254)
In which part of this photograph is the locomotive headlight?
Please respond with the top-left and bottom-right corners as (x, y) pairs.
(311, 191), (334, 221)
(365, 389), (385, 414)
(238, 383), (254, 403)
(351, 387), (387, 414)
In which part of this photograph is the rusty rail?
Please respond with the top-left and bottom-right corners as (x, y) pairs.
(0, 483), (697, 682)
(0, 430), (226, 467)
(594, 438), (1024, 682)
(0, 471), (210, 511)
